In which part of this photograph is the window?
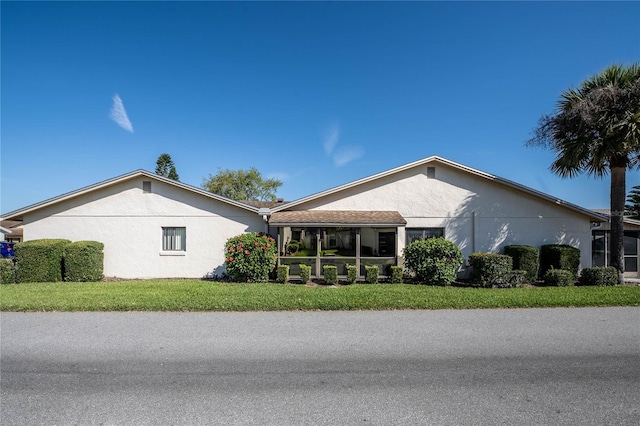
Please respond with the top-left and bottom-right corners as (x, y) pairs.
(162, 227), (186, 251)
(426, 167), (436, 178)
(406, 228), (444, 244)
(143, 181), (152, 193)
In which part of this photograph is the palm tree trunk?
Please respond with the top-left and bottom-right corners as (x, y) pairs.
(610, 164), (626, 284)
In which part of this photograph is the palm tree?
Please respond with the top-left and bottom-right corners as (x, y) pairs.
(527, 63), (640, 283)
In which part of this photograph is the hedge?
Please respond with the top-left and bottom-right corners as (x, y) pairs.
(1, 258), (15, 284)
(323, 265), (338, 285)
(15, 239), (71, 283)
(540, 245), (580, 279)
(504, 245), (539, 282)
(390, 266), (403, 284)
(64, 241), (104, 282)
(543, 269), (575, 287)
(468, 253), (513, 288)
(402, 237), (463, 286)
(299, 264), (312, 283)
(365, 265), (379, 284)
(578, 267), (618, 286)
(276, 265), (289, 283)
(346, 264), (358, 284)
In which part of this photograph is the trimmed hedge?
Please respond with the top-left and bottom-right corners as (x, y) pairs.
(346, 264), (358, 284)
(468, 253), (513, 288)
(15, 239), (71, 283)
(365, 265), (379, 284)
(540, 245), (580, 278)
(504, 245), (539, 282)
(299, 264), (312, 283)
(1, 258), (16, 284)
(276, 265), (289, 283)
(402, 237), (463, 286)
(64, 241), (104, 282)
(578, 267), (618, 286)
(323, 265), (338, 285)
(544, 269), (575, 287)
(390, 266), (403, 284)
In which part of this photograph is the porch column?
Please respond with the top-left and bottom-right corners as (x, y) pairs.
(315, 231), (321, 279)
(355, 228), (361, 277)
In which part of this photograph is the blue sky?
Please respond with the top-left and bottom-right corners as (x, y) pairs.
(1, 1), (639, 215)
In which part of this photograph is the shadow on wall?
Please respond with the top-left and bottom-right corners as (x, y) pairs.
(443, 192), (583, 277)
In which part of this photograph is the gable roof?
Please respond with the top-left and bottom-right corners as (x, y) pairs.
(271, 155), (608, 222)
(269, 210), (407, 227)
(1, 170), (260, 221)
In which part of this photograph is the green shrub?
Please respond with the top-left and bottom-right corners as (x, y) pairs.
(578, 267), (618, 286)
(365, 265), (379, 284)
(15, 239), (71, 283)
(390, 266), (403, 284)
(224, 233), (277, 282)
(543, 269), (575, 287)
(346, 264), (358, 284)
(468, 253), (513, 288)
(276, 265), (289, 283)
(402, 237), (463, 286)
(299, 264), (312, 283)
(509, 270), (528, 288)
(64, 241), (104, 282)
(540, 245), (580, 278)
(287, 240), (300, 254)
(1, 259), (16, 284)
(504, 245), (539, 282)
(323, 265), (338, 285)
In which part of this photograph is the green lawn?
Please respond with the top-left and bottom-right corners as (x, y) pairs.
(1, 280), (639, 311)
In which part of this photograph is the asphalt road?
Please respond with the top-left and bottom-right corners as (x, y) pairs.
(1, 308), (639, 425)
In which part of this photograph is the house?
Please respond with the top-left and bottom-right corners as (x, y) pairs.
(1, 156), (613, 279)
(0, 220), (23, 243)
(589, 210), (640, 276)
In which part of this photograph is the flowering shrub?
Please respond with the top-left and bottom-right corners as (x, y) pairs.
(224, 233), (277, 282)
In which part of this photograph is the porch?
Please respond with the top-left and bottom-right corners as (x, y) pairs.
(268, 210), (407, 279)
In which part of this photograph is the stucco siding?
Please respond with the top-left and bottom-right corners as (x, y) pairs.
(291, 162), (593, 268)
(22, 177), (264, 278)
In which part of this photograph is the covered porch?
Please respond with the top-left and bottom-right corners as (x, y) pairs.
(268, 210), (407, 279)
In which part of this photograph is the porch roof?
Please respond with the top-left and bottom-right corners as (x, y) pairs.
(268, 210), (407, 227)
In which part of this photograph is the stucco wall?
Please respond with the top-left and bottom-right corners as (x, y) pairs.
(291, 162), (593, 270)
(22, 177), (264, 278)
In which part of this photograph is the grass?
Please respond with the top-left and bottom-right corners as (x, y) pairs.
(1, 280), (639, 312)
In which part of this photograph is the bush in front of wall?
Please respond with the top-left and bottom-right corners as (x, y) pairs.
(365, 265), (379, 284)
(509, 270), (528, 288)
(540, 245), (580, 279)
(64, 241), (104, 282)
(276, 265), (290, 283)
(346, 264), (358, 284)
(224, 233), (278, 282)
(504, 245), (539, 282)
(390, 266), (403, 284)
(578, 267), (618, 286)
(402, 237), (463, 286)
(543, 269), (575, 287)
(299, 264), (312, 283)
(15, 239), (71, 283)
(1, 258), (16, 284)
(323, 265), (338, 285)
(468, 253), (513, 288)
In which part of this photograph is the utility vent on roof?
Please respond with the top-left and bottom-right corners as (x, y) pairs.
(143, 181), (152, 193)
(426, 167), (436, 178)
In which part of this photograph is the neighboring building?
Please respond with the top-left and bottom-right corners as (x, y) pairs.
(590, 209), (640, 277)
(1, 156), (610, 279)
(0, 220), (23, 243)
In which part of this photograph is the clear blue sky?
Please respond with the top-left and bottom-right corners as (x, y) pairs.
(2, 1), (639, 215)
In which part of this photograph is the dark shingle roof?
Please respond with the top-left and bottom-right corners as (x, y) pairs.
(269, 210), (406, 226)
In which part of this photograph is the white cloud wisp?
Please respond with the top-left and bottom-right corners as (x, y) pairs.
(109, 94), (134, 133)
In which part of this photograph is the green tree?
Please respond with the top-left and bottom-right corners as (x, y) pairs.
(527, 63), (640, 282)
(155, 153), (179, 181)
(625, 185), (640, 218)
(202, 167), (282, 201)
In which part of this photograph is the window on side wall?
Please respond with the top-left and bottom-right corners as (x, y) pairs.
(162, 227), (186, 251)
(406, 228), (444, 245)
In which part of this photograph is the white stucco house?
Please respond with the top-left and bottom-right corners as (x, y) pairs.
(2, 155), (619, 279)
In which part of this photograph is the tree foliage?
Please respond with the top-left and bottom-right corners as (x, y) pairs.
(155, 153), (180, 181)
(202, 167), (282, 201)
(527, 63), (640, 281)
(625, 185), (640, 218)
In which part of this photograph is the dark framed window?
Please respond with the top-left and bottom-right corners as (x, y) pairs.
(162, 227), (186, 251)
(406, 228), (444, 245)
